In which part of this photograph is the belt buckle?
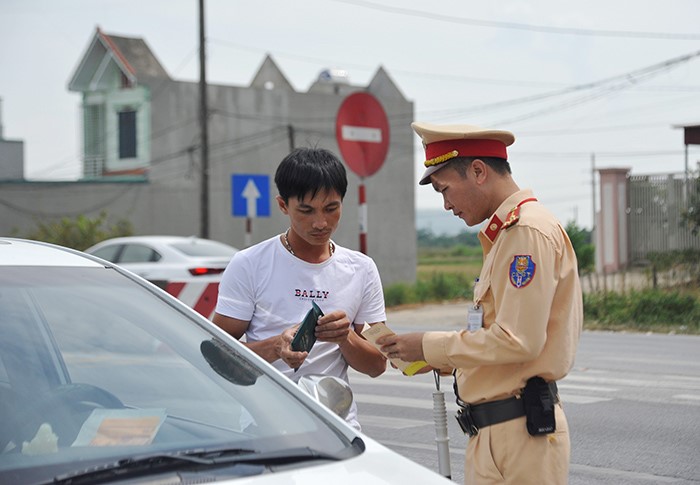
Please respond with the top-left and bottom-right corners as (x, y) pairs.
(456, 405), (479, 437)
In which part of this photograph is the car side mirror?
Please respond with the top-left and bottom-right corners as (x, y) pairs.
(200, 339), (262, 386)
(297, 374), (353, 419)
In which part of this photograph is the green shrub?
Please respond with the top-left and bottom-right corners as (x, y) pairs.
(584, 289), (700, 330)
(384, 283), (415, 307)
(384, 272), (473, 307)
(584, 292), (631, 324)
(414, 280), (433, 302)
(630, 290), (698, 327)
(18, 211), (133, 251)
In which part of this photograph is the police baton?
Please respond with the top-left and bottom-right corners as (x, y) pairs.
(433, 369), (452, 479)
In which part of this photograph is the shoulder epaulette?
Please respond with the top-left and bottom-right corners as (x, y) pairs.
(502, 206), (520, 230)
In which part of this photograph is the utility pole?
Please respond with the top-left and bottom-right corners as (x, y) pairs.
(198, 0), (210, 238)
(591, 152), (597, 283)
(287, 124), (295, 151)
(591, 153), (596, 232)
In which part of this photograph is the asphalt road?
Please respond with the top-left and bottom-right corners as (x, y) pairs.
(348, 301), (700, 484)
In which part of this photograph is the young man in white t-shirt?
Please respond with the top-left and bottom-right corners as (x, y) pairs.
(213, 147), (387, 429)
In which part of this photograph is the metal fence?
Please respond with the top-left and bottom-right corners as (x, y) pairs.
(628, 173), (700, 263)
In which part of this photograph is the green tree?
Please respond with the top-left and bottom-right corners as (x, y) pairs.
(20, 211), (133, 251)
(565, 221), (595, 274)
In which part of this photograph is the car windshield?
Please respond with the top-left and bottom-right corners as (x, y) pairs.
(0, 266), (354, 483)
(170, 240), (237, 258)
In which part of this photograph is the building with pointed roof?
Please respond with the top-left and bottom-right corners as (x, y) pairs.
(1, 28), (417, 285)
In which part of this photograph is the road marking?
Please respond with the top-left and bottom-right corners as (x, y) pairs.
(605, 356), (700, 369)
(558, 383), (617, 392)
(353, 372), (615, 406)
(351, 375), (436, 391)
(379, 439), (466, 457)
(673, 394), (700, 401)
(570, 463), (685, 483)
(355, 392), (459, 412)
(357, 391), (611, 408)
(567, 372), (700, 391)
(566, 374), (697, 389)
(359, 415), (432, 429)
(560, 394), (613, 404)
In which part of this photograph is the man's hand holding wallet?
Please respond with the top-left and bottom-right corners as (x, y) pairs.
(285, 302), (355, 371)
(291, 301), (324, 353)
(284, 301), (324, 372)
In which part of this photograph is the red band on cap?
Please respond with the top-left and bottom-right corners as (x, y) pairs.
(425, 139), (507, 162)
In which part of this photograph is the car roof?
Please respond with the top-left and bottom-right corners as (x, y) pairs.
(0, 238), (105, 268)
(94, 236), (210, 243)
(88, 236), (231, 247)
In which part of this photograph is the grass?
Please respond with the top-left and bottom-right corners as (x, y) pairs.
(384, 247), (482, 308)
(384, 246), (700, 335)
(417, 245), (482, 282)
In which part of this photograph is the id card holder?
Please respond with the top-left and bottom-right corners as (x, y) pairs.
(467, 277), (484, 332)
(467, 304), (483, 332)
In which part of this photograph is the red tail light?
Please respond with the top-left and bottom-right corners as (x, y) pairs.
(188, 267), (225, 276)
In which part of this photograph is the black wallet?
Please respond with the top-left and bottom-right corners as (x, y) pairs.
(290, 301), (324, 353)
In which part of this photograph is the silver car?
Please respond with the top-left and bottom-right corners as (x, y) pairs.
(0, 238), (451, 485)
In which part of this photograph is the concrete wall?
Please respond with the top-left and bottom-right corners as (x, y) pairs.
(0, 139), (24, 180)
(0, 77), (417, 286)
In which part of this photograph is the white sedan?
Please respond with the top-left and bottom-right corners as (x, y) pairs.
(0, 238), (453, 485)
(85, 235), (238, 282)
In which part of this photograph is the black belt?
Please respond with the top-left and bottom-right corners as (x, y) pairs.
(456, 381), (559, 437)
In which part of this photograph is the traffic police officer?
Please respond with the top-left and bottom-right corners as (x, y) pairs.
(378, 122), (583, 484)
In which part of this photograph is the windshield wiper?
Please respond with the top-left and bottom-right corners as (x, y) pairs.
(50, 446), (341, 484)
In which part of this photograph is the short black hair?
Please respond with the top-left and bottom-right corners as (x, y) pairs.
(274, 147), (348, 203)
(448, 156), (512, 177)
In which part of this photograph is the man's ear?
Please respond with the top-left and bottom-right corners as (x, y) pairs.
(471, 159), (487, 185)
(276, 195), (289, 215)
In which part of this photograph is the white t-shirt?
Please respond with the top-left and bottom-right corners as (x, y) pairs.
(215, 234), (386, 429)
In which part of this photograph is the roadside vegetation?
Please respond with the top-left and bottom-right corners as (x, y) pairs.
(11, 211), (132, 251)
(384, 224), (700, 335)
(12, 213), (699, 334)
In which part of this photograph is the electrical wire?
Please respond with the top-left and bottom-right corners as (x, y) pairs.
(329, 0), (700, 40)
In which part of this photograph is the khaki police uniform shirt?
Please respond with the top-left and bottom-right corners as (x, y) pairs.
(423, 189), (583, 404)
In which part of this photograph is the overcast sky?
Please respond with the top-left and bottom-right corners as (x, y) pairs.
(2, 0), (699, 230)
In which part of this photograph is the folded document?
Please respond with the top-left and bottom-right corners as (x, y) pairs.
(361, 322), (429, 376)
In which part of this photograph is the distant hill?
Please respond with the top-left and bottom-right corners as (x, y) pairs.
(416, 208), (480, 236)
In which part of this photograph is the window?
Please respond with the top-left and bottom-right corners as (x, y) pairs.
(91, 245), (123, 263)
(119, 244), (161, 264)
(118, 110), (137, 159)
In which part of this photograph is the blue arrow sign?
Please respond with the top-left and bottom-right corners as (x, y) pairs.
(232, 174), (270, 217)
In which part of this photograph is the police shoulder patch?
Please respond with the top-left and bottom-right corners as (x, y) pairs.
(509, 255), (536, 288)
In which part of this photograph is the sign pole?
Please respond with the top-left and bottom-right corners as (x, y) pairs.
(334, 92), (390, 256)
(358, 178), (367, 254)
(245, 217), (252, 248)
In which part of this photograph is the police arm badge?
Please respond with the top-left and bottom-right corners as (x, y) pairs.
(509, 255), (536, 288)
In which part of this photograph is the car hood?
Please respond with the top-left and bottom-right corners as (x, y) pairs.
(196, 436), (452, 485)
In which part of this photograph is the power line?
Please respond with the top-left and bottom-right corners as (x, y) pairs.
(211, 37), (700, 94)
(435, 49), (700, 124)
(204, 48), (700, 131)
(330, 0), (700, 40)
